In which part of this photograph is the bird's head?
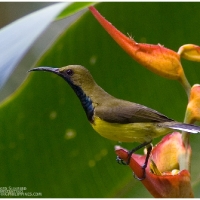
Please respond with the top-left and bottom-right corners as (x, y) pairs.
(29, 65), (96, 91)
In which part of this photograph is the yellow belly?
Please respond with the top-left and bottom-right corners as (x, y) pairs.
(91, 116), (171, 143)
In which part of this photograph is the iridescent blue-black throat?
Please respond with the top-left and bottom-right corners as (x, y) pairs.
(70, 83), (94, 122)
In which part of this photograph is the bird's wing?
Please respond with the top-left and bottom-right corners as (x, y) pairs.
(95, 99), (173, 123)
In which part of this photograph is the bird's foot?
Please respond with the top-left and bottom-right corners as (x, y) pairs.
(116, 150), (133, 165)
(117, 155), (146, 180)
(116, 156), (127, 165)
(116, 142), (152, 181)
(133, 164), (146, 181)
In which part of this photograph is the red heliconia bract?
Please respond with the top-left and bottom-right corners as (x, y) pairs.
(115, 132), (194, 198)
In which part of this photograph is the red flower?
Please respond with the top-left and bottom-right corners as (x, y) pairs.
(115, 132), (194, 198)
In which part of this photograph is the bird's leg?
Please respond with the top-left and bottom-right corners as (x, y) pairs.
(117, 141), (152, 180)
(127, 140), (152, 164)
(133, 143), (152, 181)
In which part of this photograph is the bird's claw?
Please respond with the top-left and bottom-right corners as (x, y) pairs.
(133, 164), (146, 181)
(116, 156), (127, 165)
(133, 172), (146, 181)
(116, 151), (133, 165)
(116, 154), (146, 180)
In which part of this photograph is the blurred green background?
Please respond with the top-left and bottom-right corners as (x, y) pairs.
(0, 2), (200, 197)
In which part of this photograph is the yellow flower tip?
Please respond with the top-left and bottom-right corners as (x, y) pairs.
(150, 159), (162, 176)
(178, 44), (200, 62)
(150, 159), (180, 176)
(161, 169), (180, 175)
(171, 169), (180, 175)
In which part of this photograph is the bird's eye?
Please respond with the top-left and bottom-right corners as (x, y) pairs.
(66, 69), (73, 76)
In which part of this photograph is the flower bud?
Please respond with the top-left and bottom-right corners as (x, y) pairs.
(178, 44), (200, 62)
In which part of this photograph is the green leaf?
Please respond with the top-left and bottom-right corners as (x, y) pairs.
(0, 3), (68, 89)
(56, 2), (97, 20)
(1, 2), (200, 198)
(0, 2), (92, 91)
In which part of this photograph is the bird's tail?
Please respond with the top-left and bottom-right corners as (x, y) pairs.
(168, 122), (200, 134)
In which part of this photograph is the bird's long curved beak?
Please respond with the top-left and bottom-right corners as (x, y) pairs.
(28, 67), (60, 75)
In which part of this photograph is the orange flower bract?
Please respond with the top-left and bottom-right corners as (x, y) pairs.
(89, 6), (191, 96)
(185, 84), (200, 123)
(89, 6), (185, 81)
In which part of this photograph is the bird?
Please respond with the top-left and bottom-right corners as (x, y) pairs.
(29, 65), (200, 180)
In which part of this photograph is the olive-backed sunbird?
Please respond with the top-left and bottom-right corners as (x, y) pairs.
(29, 65), (200, 179)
